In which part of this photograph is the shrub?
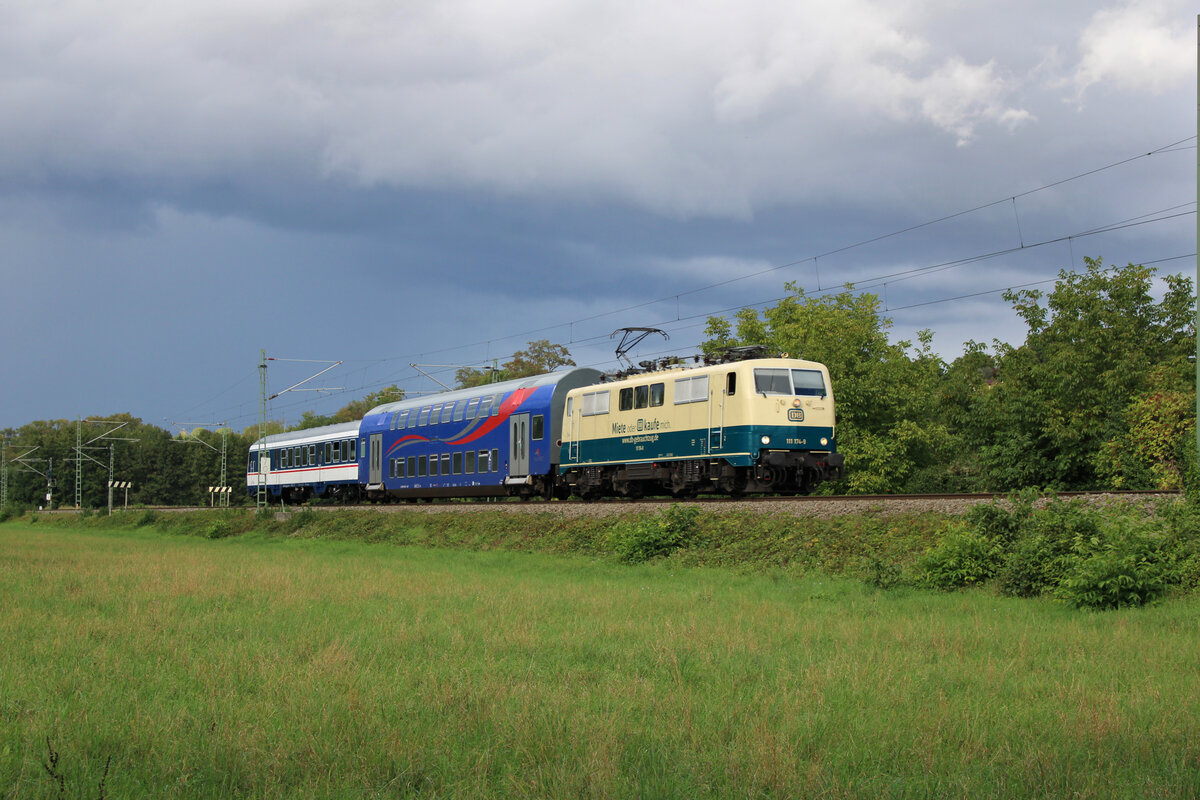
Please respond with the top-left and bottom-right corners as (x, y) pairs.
(0, 506), (19, 524)
(917, 524), (1001, 590)
(609, 504), (700, 564)
(1058, 521), (1169, 610)
(205, 519), (234, 540)
(134, 509), (160, 528)
(994, 499), (1100, 598)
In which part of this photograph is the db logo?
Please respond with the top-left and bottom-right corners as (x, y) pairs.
(788, 409), (805, 422)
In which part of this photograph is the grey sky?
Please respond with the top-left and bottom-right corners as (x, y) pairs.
(0, 0), (1194, 431)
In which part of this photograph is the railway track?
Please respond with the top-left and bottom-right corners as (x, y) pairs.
(47, 489), (1179, 518)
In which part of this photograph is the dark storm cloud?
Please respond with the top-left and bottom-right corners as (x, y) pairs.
(0, 0), (1194, 429)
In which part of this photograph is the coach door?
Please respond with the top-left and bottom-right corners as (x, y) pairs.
(368, 433), (383, 487)
(509, 414), (530, 477)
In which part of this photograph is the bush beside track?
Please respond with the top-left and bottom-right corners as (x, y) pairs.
(10, 492), (1200, 610)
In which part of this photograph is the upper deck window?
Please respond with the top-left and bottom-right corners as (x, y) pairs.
(418, 406), (432, 426)
(441, 404), (455, 423)
(754, 368), (827, 397)
(465, 398), (480, 420)
(452, 400), (466, 422)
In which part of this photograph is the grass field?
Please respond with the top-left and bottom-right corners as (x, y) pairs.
(2, 520), (1199, 798)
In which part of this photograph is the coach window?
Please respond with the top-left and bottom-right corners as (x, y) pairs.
(465, 398), (480, 420)
(635, 385), (649, 409)
(418, 406), (431, 426)
(398, 458), (406, 478)
(452, 452), (463, 475)
(309, 445), (317, 465)
(418, 455), (427, 477)
(452, 401), (465, 422)
(491, 448), (500, 472)
(324, 443), (332, 464)
(477, 397), (493, 417)
(429, 405), (442, 426)
(407, 456), (416, 477)
(441, 453), (450, 475)
(282, 449), (290, 469)
(531, 415), (544, 440)
(478, 449), (490, 473)
(389, 459), (395, 479)
(441, 404), (455, 423)
(332, 441), (341, 462)
(650, 382), (665, 407)
(619, 387), (634, 411)
(491, 394), (503, 415)
(465, 450), (476, 474)
(349, 439), (357, 461)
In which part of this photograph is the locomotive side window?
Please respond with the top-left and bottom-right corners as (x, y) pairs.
(634, 385), (649, 409)
(619, 387), (633, 411)
(581, 390), (610, 416)
(649, 383), (665, 407)
(726, 372), (736, 396)
(674, 375), (709, 404)
(532, 415), (544, 440)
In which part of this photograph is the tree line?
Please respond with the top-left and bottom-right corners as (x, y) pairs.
(3, 257), (1194, 508)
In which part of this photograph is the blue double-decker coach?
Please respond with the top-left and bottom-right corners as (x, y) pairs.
(358, 367), (602, 501)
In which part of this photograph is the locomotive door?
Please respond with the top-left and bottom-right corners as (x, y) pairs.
(509, 414), (530, 477)
(566, 398), (579, 462)
(368, 433), (383, 486)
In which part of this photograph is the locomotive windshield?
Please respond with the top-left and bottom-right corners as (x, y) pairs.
(754, 368), (826, 397)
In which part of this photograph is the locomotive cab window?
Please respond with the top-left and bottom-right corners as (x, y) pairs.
(792, 369), (826, 396)
(726, 372), (736, 396)
(754, 368), (827, 397)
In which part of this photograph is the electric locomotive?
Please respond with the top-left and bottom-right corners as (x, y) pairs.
(560, 348), (843, 498)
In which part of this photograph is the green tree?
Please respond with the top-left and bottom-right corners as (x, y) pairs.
(969, 258), (1194, 490)
(457, 341), (575, 388)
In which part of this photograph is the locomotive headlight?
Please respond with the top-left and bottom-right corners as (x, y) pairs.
(761, 435), (771, 445)
(820, 437), (829, 446)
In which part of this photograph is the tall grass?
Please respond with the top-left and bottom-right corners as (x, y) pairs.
(2, 523), (1199, 798)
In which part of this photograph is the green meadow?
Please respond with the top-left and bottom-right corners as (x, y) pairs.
(2, 516), (1199, 798)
